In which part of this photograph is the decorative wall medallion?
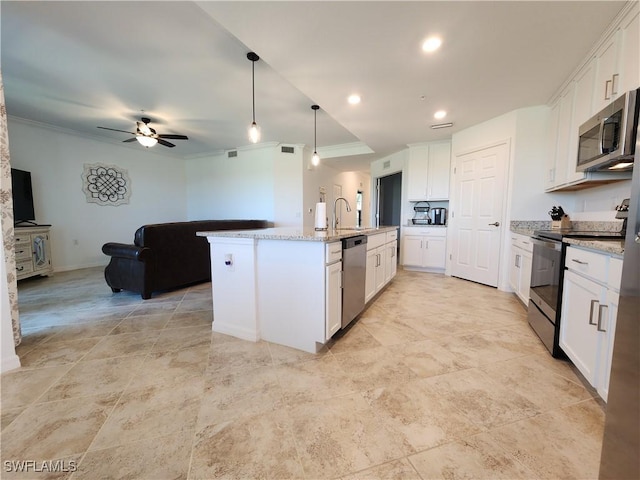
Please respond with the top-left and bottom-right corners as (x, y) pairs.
(82, 163), (131, 206)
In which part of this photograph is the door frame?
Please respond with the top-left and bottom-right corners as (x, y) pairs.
(446, 138), (513, 290)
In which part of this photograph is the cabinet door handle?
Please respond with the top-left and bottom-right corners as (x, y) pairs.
(515, 254), (520, 268)
(488, 222), (500, 227)
(589, 299), (599, 326)
(597, 304), (608, 332)
(611, 74), (619, 95)
(571, 259), (588, 265)
(605, 79), (612, 100)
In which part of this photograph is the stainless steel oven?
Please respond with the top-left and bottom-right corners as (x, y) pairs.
(527, 229), (625, 358)
(528, 235), (564, 357)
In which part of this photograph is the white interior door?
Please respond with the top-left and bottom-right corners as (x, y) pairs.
(450, 142), (508, 287)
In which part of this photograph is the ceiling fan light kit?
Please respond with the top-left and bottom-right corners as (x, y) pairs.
(97, 116), (188, 149)
(247, 51), (261, 144)
(136, 135), (158, 148)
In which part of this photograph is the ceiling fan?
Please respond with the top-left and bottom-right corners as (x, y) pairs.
(97, 117), (188, 148)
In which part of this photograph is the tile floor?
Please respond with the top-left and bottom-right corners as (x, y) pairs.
(1, 267), (605, 479)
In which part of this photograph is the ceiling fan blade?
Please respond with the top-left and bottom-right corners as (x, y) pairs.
(157, 139), (175, 148)
(158, 134), (188, 140)
(97, 126), (135, 135)
(122, 137), (138, 143)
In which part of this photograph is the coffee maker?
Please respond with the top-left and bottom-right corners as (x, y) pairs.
(431, 207), (447, 225)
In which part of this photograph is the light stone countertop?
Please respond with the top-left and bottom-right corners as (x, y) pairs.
(196, 225), (398, 242)
(565, 238), (625, 256)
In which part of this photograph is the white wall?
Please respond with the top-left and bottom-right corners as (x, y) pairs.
(185, 143), (303, 227)
(7, 118), (187, 271)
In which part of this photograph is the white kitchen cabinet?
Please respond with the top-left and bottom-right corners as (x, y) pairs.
(401, 227), (446, 271)
(618, 6), (639, 95)
(561, 269), (604, 384)
(508, 233), (533, 306)
(365, 231), (397, 303)
(559, 246), (622, 401)
(593, 31), (620, 113)
(545, 2), (636, 192)
(426, 142), (451, 200)
(14, 226), (53, 280)
(384, 240), (397, 284)
(597, 288), (619, 401)
(593, 4), (639, 112)
(407, 141), (451, 201)
(325, 260), (342, 340)
(325, 242), (342, 340)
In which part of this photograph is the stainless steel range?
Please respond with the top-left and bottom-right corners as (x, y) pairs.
(527, 229), (624, 358)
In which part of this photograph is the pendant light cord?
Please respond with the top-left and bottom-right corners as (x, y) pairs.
(252, 60), (256, 123)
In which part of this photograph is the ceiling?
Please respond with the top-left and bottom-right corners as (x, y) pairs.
(1, 1), (626, 172)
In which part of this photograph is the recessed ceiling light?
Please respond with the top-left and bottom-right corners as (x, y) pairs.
(348, 94), (361, 105)
(434, 110), (447, 119)
(422, 36), (442, 53)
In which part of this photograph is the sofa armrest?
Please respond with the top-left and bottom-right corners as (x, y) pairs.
(102, 243), (151, 262)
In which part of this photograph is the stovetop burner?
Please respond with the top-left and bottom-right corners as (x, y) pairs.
(534, 229), (625, 241)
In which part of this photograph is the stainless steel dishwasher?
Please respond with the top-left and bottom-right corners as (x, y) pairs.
(341, 235), (367, 328)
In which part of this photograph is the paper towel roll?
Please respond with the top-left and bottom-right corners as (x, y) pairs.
(315, 202), (327, 230)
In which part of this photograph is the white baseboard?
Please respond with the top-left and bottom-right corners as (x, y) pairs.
(1, 353), (21, 374)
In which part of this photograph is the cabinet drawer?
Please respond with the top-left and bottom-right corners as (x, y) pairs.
(367, 233), (386, 250)
(565, 247), (608, 281)
(386, 230), (398, 242)
(608, 257), (623, 291)
(325, 242), (342, 264)
(14, 234), (30, 244)
(510, 233), (533, 252)
(16, 259), (34, 276)
(15, 244), (32, 260)
(407, 227), (446, 237)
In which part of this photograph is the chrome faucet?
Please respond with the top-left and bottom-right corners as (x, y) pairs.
(333, 197), (352, 230)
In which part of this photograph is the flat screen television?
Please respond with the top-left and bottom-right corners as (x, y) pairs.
(11, 168), (36, 224)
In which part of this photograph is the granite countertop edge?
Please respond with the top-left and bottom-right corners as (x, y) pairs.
(564, 238), (625, 256)
(196, 226), (398, 242)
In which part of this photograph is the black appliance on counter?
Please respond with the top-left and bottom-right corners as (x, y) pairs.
(527, 229), (625, 358)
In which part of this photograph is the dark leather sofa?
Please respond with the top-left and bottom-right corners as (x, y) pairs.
(102, 220), (271, 299)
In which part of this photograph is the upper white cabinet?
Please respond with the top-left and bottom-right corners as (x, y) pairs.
(407, 141), (451, 201)
(618, 6), (639, 95)
(593, 5), (639, 112)
(593, 32), (620, 112)
(546, 2), (637, 192)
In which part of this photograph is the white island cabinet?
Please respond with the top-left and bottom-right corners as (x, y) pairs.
(198, 226), (398, 354)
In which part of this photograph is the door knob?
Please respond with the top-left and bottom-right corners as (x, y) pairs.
(488, 222), (500, 227)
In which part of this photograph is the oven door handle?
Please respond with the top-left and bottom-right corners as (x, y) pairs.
(531, 237), (562, 251)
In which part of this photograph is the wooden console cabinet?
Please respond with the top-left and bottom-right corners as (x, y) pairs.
(14, 225), (53, 280)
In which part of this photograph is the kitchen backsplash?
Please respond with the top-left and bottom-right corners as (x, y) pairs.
(510, 220), (625, 233)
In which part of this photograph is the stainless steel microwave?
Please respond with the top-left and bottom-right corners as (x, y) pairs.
(577, 88), (639, 172)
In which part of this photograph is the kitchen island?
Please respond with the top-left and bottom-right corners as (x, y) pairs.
(197, 226), (398, 353)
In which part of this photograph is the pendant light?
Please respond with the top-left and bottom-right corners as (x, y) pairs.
(247, 52), (260, 143)
(311, 104), (320, 166)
